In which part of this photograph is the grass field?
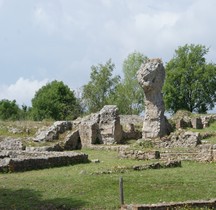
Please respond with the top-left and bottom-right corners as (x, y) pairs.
(1, 149), (216, 210)
(1, 118), (216, 209)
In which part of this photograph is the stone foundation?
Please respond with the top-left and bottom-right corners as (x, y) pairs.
(119, 149), (160, 160)
(160, 143), (216, 162)
(0, 151), (89, 172)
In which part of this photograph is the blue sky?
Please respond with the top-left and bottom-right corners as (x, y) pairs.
(0, 0), (216, 107)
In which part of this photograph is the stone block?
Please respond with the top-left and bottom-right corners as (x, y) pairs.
(63, 129), (81, 150)
(99, 105), (122, 144)
(79, 122), (100, 147)
(191, 117), (203, 129)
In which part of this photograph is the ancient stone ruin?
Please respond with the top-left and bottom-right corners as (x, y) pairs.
(33, 105), (123, 149)
(137, 58), (170, 139)
(79, 105), (122, 146)
(1, 100), (216, 173)
(0, 138), (88, 173)
(0, 150), (88, 173)
(0, 105), (125, 172)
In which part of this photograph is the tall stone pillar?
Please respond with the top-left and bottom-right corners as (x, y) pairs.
(137, 58), (170, 139)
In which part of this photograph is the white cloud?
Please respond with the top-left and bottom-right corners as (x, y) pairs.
(101, 0), (216, 63)
(0, 78), (48, 106)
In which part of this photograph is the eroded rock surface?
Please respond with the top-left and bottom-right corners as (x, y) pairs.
(0, 138), (25, 150)
(120, 115), (143, 140)
(99, 105), (122, 144)
(33, 121), (72, 142)
(137, 58), (171, 138)
(157, 131), (202, 148)
(79, 105), (122, 146)
(33, 105), (123, 148)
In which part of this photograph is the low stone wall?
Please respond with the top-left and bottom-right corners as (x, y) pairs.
(160, 151), (199, 161)
(0, 151), (89, 173)
(155, 131), (201, 148)
(160, 144), (216, 162)
(119, 149), (160, 160)
(88, 144), (129, 151)
(118, 141), (216, 162)
(121, 199), (216, 209)
(132, 160), (181, 171)
(93, 160), (181, 175)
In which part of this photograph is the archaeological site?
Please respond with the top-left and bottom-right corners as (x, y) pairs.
(1, 58), (216, 209)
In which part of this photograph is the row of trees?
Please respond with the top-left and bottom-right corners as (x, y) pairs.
(0, 44), (216, 121)
(0, 81), (80, 121)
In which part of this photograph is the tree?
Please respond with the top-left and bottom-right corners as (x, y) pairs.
(163, 44), (216, 113)
(113, 52), (148, 114)
(82, 59), (120, 113)
(0, 99), (21, 120)
(31, 80), (79, 120)
(19, 104), (31, 120)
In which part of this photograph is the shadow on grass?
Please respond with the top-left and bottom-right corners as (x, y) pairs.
(0, 188), (86, 210)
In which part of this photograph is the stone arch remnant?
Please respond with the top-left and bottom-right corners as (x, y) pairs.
(137, 58), (171, 139)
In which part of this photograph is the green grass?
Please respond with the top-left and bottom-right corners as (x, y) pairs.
(0, 120), (53, 139)
(1, 149), (216, 209)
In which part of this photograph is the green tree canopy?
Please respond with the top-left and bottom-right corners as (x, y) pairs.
(163, 44), (216, 113)
(111, 52), (147, 114)
(82, 59), (120, 113)
(0, 99), (21, 120)
(31, 80), (79, 120)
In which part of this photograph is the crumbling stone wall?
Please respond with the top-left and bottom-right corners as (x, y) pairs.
(120, 115), (143, 140)
(79, 105), (122, 147)
(99, 105), (122, 144)
(118, 149), (160, 160)
(33, 121), (72, 142)
(79, 120), (100, 147)
(33, 105), (123, 148)
(171, 111), (216, 129)
(156, 131), (202, 148)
